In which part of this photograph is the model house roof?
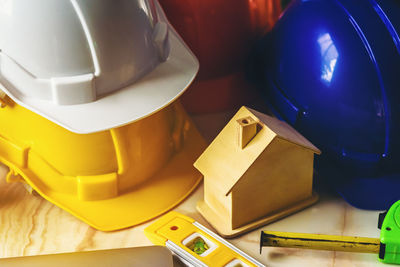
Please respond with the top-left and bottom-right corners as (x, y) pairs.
(194, 106), (320, 195)
(249, 108), (320, 153)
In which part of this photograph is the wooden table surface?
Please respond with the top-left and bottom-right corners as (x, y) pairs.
(0, 111), (387, 266)
(0, 111), (236, 258)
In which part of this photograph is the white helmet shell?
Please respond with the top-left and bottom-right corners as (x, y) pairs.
(0, 0), (198, 133)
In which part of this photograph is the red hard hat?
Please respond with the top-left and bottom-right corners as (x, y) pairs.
(159, 0), (281, 113)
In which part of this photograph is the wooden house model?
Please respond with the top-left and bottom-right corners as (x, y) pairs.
(195, 106), (321, 238)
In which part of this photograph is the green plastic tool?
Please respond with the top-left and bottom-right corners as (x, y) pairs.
(378, 200), (400, 264)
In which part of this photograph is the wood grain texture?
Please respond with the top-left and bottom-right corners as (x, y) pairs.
(0, 163), (214, 258)
(0, 109), (236, 259)
(0, 111), (388, 267)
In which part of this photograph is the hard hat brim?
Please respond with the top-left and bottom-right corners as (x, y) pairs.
(337, 175), (400, 210)
(3, 113), (205, 231)
(1, 25), (198, 134)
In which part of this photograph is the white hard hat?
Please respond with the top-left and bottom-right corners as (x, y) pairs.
(0, 0), (198, 134)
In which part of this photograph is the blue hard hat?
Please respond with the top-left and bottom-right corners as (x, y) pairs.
(255, 0), (400, 210)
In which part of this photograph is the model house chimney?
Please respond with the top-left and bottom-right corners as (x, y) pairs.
(237, 116), (258, 149)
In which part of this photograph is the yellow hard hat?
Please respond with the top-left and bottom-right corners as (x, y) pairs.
(0, 96), (206, 231)
(0, 0), (205, 231)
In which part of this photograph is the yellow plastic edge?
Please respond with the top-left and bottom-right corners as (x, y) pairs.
(144, 211), (195, 245)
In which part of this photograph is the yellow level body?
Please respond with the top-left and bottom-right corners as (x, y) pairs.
(145, 211), (265, 267)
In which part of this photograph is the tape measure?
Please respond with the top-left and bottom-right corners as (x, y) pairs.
(260, 200), (400, 265)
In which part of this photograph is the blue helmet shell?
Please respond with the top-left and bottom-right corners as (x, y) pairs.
(257, 0), (400, 210)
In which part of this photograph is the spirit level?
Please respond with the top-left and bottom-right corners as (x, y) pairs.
(260, 200), (400, 265)
(145, 211), (265, 267)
